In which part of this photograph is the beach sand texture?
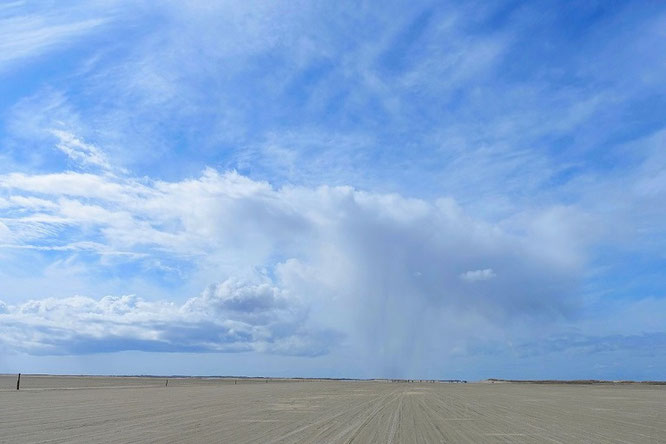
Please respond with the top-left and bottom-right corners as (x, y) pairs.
(1, 375), (664, 443)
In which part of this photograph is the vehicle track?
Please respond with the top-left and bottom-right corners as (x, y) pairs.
(1, 376), (664, 443)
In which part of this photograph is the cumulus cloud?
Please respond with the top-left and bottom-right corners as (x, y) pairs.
(0, 275), (336, 356)
(1, 1), (665, 379)
(0, 161), (589, 370)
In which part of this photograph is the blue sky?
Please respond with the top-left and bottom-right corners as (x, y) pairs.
(0, 0), (665, 380)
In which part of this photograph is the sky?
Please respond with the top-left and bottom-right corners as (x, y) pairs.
(0, 0), (665, 381)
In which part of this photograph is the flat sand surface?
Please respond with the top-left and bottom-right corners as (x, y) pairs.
(1, 375), (664, 443)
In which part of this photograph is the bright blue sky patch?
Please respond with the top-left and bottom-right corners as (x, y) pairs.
(0, 0), (665, 380)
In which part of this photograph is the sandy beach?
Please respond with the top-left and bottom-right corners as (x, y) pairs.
(1, 375), (664, 443)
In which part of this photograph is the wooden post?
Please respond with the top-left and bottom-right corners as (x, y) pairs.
(165, 379), (168, 387)
(16, 373), (20, 391)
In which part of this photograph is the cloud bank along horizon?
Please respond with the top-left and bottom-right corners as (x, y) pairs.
(0, 0), (665, 379)
(0, 166), (578, 354)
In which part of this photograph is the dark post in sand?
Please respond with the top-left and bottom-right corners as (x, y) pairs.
(16, 373), (21, 390)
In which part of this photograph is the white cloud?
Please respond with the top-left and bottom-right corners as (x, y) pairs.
(0, 221), (12, 243)
(460, 268), (496, 282)
(0, 11), (107, 70)
(1, 1), (665, 378)
(0, 162), (590, 369)
(0, 171), (154, 203)
(0, 274), (335, 356)
(50, 129), (111, 170)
